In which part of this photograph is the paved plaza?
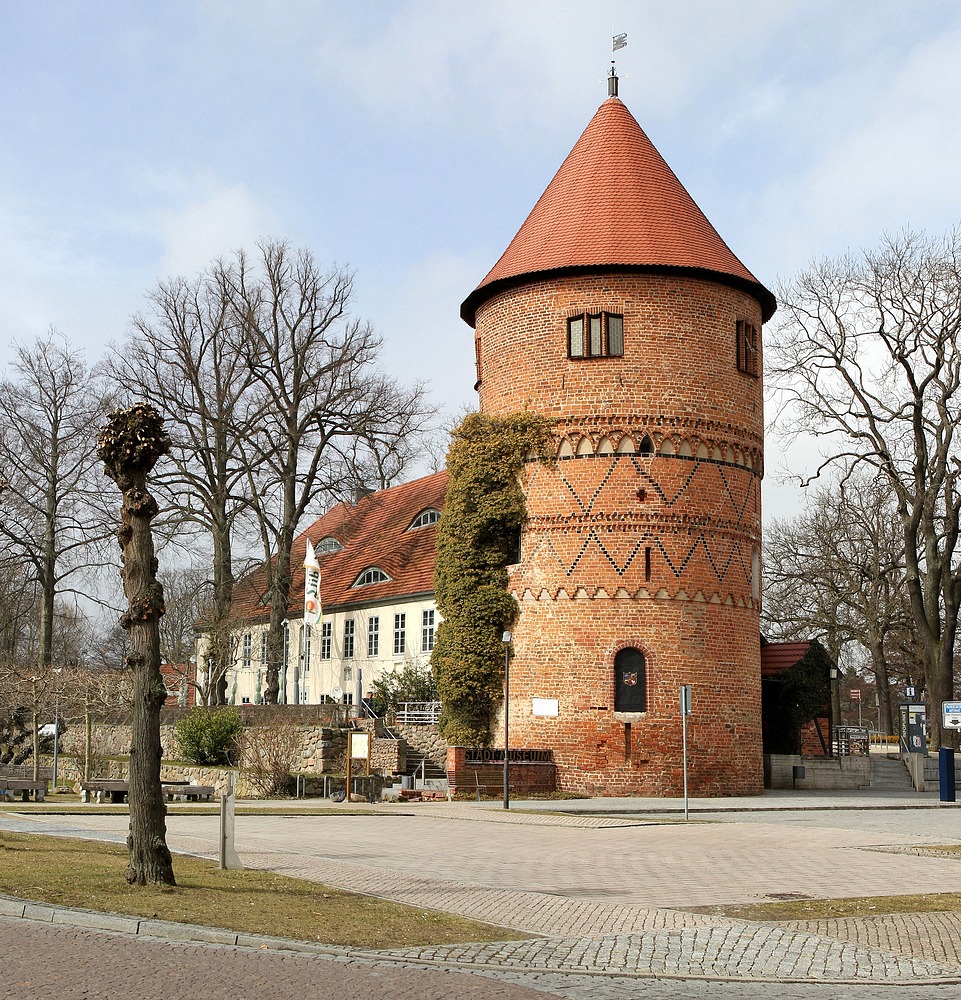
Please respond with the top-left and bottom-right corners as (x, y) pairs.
(2, 789), (961, 998)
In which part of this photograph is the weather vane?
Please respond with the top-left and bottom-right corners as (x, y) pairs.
(610, 30), (627, 96)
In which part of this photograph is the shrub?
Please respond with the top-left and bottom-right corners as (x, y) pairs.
(239, 722), (299, 798)
(174, 707), (242, 766)
(369, 662), (438, 717)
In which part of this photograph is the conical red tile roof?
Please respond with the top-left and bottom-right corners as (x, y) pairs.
(461, 95), (775, 325)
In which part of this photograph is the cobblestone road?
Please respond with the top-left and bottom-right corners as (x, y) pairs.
(2, 917), (961, 1000)
(3, 794), (961, 994)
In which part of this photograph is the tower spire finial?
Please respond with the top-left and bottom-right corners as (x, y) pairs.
(610, 31), (627, 98)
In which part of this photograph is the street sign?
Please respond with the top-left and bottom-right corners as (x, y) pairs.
(905, 686), (917, 699)
(850, 689), (862, 702)
(943, 702), (961, 729)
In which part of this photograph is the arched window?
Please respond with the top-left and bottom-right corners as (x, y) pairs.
(315, 536), (343, 554)
(408, 508), (441, 529)
(614, 647), (647, 713)
(352, 567), (390, 587)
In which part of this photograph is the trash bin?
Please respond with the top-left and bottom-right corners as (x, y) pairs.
(939, 747), (956, 802)
(401, 775), (413, 791)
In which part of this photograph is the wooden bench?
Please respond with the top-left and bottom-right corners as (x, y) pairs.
(162, 784), (215, 802)
(0, 778), (47, 802)
(80, 780), (129, 804)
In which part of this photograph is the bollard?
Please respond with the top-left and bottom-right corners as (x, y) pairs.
(939, 747), (956, 803)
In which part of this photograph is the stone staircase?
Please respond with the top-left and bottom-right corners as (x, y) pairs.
(402, 745), (448, 783)
(870, 753), (916, 792)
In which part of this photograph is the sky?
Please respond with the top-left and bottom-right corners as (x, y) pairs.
(2, 1), (961, 525)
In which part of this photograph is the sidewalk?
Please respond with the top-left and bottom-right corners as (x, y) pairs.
(3, 791), (961, 986)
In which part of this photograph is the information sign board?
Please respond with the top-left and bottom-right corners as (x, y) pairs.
(943, 702), (961, 729)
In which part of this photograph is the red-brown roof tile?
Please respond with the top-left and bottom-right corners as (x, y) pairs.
(461, 96), (775, 325)
(760, 641), (815, 677)
(230, 471), (448, 623)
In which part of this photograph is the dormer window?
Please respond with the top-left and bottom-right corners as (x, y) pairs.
(315, 536), (343, 555)
(408, 508), (441, 529)
(568, 312), (624, 359)
(352, 567), (390, 587)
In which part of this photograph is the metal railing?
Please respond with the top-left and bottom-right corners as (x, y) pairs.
(396, 701), (442, 725)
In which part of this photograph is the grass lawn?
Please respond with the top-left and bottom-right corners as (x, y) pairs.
(692, 890), (961, 921)
(0, 831), (527, 948)
(689, 845), (961, 922)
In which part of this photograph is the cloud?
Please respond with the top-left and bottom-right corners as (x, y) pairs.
(156, 183), (277, 280)
(369, 251), (483, 421)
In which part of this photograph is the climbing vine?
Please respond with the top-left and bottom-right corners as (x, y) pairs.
(431, 411), (552, 746)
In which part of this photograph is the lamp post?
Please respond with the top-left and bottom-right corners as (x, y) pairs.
(502, 631), (512, 811)
(829, 665), (839, 754)
(52, 668), (62, 791)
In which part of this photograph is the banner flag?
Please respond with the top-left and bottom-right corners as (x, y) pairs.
(303, 538), (322, 626)
(613, 32), (628, 51)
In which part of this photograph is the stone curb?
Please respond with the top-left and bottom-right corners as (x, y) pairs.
(3, 894), (961, 986)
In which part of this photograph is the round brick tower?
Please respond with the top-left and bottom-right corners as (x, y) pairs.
(460, 77), (776, 796)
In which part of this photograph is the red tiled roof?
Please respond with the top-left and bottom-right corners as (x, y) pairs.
(461, 96), (775, 325)
(230, 471), (448, 623)
(760, 641), (815, 678)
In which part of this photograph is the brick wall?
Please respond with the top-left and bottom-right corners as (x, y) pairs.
(446, 747), (556, 795)
(474, 271), (766, 796)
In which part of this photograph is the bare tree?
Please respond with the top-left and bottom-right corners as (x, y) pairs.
(98, 403), (175, 886)
(769, 230), (961, 747)
(0, 333), (114, 678)
(109, 267), (261, 704)
(763, 474), (916, 733)
(231, 242), (431, 704)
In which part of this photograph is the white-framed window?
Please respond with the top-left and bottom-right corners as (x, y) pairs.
(282, 622), (289, 671)
(316, 536), (343, 554)
(422, 609), (435, 652)
(344, 618), (355, 659)
(408, 508), (441, 529)
(352, 567), (390, 587)
(302, 625), (311, 672)
(368, 616), (379, 657)
(242, 632), (252, 668)
(260, 631), (268, 667)
(393, 613), (406, 655)
(320, 621), (332, 660)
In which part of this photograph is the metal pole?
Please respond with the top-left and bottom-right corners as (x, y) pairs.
(682, 697), (689, 821)
(680, 684), (691, 821)
(502, 632), (512, 810)
(51, 691), (59, 791)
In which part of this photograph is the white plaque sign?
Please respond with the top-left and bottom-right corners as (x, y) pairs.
(531, 698), (559, 717)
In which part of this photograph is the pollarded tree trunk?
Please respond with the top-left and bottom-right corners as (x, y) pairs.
(97, 403), (175, 886)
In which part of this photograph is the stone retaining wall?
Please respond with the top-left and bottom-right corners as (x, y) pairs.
(765, 753), (870, 790)
(396, 723), (448, 767)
